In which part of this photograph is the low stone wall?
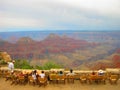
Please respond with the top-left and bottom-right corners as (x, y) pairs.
(0, 67), (120, 74)
(106, 68), (120, 74)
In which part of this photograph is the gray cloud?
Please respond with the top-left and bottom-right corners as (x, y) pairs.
(0, 0), (120, 31)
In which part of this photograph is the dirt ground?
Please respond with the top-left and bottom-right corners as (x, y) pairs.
(0, 77), (120, 90)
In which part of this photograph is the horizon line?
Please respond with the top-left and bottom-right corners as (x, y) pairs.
(0, 30), (120, 33)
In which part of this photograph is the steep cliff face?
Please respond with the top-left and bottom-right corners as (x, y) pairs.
(0, 52), (11, 62)
(0, 31), (120, 69)
(0, 34), (95, 59)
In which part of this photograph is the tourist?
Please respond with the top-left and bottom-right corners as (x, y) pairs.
(91, 71), (96, 75)
(32, 70), (37, 81)
(39, 70), (45, 78)
(58, 70), (64, 76)
(66, 69), (75, 76)
(98, 69), (104, 76)
(8, 60), (15, 73)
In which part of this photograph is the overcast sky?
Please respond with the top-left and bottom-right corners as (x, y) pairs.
(0, 0), (120, 32)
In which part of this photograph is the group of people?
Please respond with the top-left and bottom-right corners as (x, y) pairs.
(7, 60), (104, 82)
(7, 60), (46, 82)
(7, 60), (75, 77)
(31, 70), (46, 80)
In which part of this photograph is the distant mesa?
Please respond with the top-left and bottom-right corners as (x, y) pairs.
(0, 33), (98, 61)
(44, 33), (61, 40)
(17, 37), (34, 43)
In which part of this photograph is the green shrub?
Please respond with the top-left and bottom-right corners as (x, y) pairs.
(14, 59), (63, 70)
(0, 60), (7, 65)
(43, 61), (62, 70)
(14, 59), (33, 69)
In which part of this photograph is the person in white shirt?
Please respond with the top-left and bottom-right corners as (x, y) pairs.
(66, 69), (75, 76)
(39, 71), (45, 78)
(98, 69), (104, 76)
(8, 60), (15, 72)
(32, 70), (37, 80)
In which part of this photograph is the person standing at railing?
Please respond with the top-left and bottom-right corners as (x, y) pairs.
(8, 60), (15, 73)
